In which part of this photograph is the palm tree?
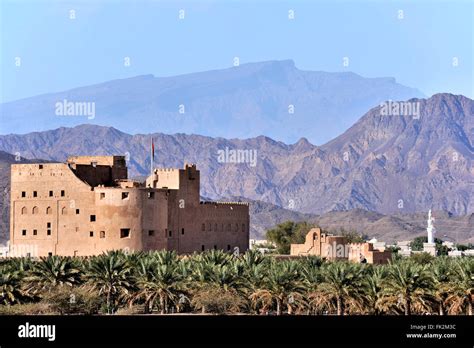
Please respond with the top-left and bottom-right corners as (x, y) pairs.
(300, 258), (324, 314)
(432, 258), (452, 315)
(24, 256), (82, 295)
(240, 249), (267, 269)
(86, 251), (132, 314)
(383, 260), (435, 315)
(319, 261), (365, 315)
(445, 258), (473, 315)
(0, 266), (25, 305)
(198, 249), (233, 266)
(134, 256), (184, 314)
(362, 265), (388, 315)
(251, 260), (305, 315)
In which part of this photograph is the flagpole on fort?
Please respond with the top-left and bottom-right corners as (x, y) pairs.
(150, 137), (154, 176)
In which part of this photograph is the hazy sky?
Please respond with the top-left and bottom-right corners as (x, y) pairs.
(1, 0), (472, 103)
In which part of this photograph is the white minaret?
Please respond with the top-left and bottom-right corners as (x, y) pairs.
(427, 209), (436, 244)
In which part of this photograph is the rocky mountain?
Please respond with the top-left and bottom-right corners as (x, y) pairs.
(310, 209), (474, 244)
(0, 60), (423, 144)
(244, 202), (474, 244)
(0, 94), (472, 220)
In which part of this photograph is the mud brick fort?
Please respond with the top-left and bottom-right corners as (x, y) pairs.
(9, 156), (249, 257)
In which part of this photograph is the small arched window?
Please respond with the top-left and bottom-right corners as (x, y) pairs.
(32, 206), (38, 215)
(21, 206), (27, 215)
(46, 207), (52, 215)
(61, 207), (67, 215)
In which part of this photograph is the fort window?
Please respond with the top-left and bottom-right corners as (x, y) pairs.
(33, 230), (37, 236)
(227, 245), (231, 251)
(100, 231), (105, 238)
(201, 245), (205, 251)
(148, 230), (155, 236)
(168, 230), (172, 237)
(89, 231), (94, 237)
(61, 207), (67, 215)
(100, 193), (105, 200)
(33, 191), (37, 197)
(46, 207), (52, 215)
(147, 192), (155, 199)
(47, 222), (51, 228)
(47, 252), (52, 257)
(39, 165), (43, 169)
(49, 190), (53, 197)
(181, 228), (184, 235)
(201, 223), (205, 231)
(90, 215), (96, 222)
(120, 228), (130, 238)
(32, 206), (38, 214)
(21, 191), (26, 198)
(122, 192), (129, 200)
(22, 230), (26, 236)
(214, 245), (217, 250)
(21, 207), (27, 215)
(76, 209), (80, 215)
(26, 252), (31, 258)
(47, 229), (51, 236)
(61, 190), (65, 197)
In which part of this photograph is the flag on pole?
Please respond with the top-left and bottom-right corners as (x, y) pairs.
(150, 137), (155, 175)
(151, 138), (155, 161)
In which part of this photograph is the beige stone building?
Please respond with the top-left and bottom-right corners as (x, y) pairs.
(347, 242), (392, 265)
(290, 228), (391, 264)
(290, 228), (347, 260)
(9, 156), (249, 257)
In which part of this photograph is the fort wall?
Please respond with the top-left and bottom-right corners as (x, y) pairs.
(10, 157), (249, 257)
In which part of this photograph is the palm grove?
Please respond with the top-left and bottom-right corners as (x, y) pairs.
(0, 249), (472, 316)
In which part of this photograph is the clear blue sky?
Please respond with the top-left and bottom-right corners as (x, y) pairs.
(1, 0), (472, 103)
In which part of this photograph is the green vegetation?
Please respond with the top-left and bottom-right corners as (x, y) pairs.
(0, 251), (472, 315)
(266, 221), (316, 254)
(456, 243), (474, 252)
(410, 236), (449, 255)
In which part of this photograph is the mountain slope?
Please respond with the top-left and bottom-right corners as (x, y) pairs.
(0, 60), (423, 144)
(0, 94), (472, 218)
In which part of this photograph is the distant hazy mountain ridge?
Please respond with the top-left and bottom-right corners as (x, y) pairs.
(0, 60), (424, 144)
